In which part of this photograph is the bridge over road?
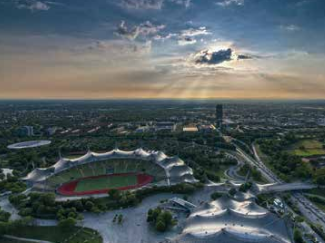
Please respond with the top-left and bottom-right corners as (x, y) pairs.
(256, 182), (318, 194)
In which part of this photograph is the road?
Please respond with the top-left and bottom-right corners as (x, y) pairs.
(233, 141), (325, 243)
(224, 153), (246, 181)
(237, 145), (277, 183)
(251, 143), (325, 230)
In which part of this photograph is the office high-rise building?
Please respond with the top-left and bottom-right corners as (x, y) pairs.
(216, 104), (223, 128)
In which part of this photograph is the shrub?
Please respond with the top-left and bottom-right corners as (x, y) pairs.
(147, 207), (175, 232)
(58, 217), (76, 229)
(210, 192), (222, 200)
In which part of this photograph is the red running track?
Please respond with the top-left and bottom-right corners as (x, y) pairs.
(57, 173), (153, 196)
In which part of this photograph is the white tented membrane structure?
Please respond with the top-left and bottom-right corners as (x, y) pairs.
(170, 195), (292, 243)
(23, 148), (197, 188)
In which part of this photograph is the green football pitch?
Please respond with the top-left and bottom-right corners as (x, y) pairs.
(74, 174), (137, 192)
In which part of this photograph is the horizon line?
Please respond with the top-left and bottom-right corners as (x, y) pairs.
(0, 98), (325, 101)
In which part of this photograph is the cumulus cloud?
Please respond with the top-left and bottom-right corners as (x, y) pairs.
(119, 0), (164, 10)
(181, 27), (211, 37)
(115, 21), (140, 40)
(118, 0), (191, 10)
(138, 21), (165, 36)
(237, 54), (253, 59)
(216, 0), (244, 7)
(17, 0), (50, 11)
(178, 36), (197, 45)
(169, 0), (191, 8)
(153, 33), (177, 41)
(154, 26), (209, 45)
(280, 24), (300, 32)
(115, 21), (165, 41)
(83, 40), (153, 60)
(194, 48), (233, 65)
(190, 48), (253, 66)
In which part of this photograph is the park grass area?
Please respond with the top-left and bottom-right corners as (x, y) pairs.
(305, 194), (325, 212)
(305, 188), (325, 198)
(237, 164), (268, 184)
(75, 174), (137, 192)
(304, 188), (325, 213)
(254, 144), (287, 182)
(309, 199), (325, 212)
(216, 165), (232, 179)
(6, 226), (102, 243)
(255, 144), (281, 174)
(255, 144), (272, 167)
(287, 139), (325, 157)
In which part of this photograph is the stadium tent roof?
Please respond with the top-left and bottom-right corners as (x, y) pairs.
(168, 165), (193, 177)
(233, 191), (256, 201)
(171, 195), (292, 243)
(160, 157), (184, 169)
(23, 148), (197, 184)
(23, 168), (53, 182)
(177, 230), (285, 243)
(191, 196), (267, 218)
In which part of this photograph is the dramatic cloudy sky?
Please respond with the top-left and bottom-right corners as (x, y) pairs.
(0, 0), (325, 99)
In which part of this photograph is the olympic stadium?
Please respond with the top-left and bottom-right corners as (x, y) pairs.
(170, 195), (292, 243)
(23, 148), (196, 196)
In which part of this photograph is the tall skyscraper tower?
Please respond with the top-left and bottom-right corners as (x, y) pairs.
(216, 104), (223, 128)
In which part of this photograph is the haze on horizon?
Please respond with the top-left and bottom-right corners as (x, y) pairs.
(0, 0), (325, 100)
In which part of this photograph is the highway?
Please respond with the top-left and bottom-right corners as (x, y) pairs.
(232, 141), (325, 243)
(251, 144), (325, 230)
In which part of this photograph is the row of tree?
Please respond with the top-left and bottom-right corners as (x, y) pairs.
(0, 174), (26, 194)
(8, 183), (202, 225)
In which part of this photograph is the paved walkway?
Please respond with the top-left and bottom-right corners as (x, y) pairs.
(0, 195), (20, 220)
(4, 235), (53, 243)
(82, 193), (182, 243)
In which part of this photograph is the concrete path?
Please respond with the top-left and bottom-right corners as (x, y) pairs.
(0, 195), (20, 220)
(4, 235), (53, 243)
(82, 193), (183, 243)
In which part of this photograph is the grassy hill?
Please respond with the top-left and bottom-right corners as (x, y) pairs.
(287, 139), (325, 157)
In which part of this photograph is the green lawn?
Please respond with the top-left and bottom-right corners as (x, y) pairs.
(255, 144), (272, 167)
(215, 165), (231, 179)
(254, 144), (287, 182)
(6, 226), (102, 243)
(312, 201), (325, 212)
(305, 194), (325, 213)
(75, 174), (137, 192)
(305, 188), (325, 198)
(288, 139), (325, 157)
(237, 164), (268, 184)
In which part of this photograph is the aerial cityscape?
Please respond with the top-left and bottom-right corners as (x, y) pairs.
(1, 0), (325, 243)
(0, 100), (325, 243)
